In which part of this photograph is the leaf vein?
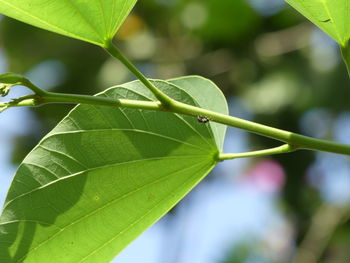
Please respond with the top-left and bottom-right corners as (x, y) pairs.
(48, 128), (210, 152)
(3, 155), (209, 210)
(14, 161), (211, 262)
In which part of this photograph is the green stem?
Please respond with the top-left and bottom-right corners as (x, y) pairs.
(0, 73), (47, 96)
(2, 89), (350, 156)
(0, 95), (38, 112)
(340, 41), (350, 77)
(104, 42), (174, 107)
(101, 42), (350, 155)
(41, 92), (161, 111)
(218, 144), (294, 160)
(100, 41), (349, 155)
(170, 100), (350, 155)
(0, 92), (161, 111)
(23, 80), (47, 96)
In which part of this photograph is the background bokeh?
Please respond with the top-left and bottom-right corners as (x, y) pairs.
(1, 0), (350, 262)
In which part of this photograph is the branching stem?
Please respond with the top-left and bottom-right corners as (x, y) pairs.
(170, 101), (350, 155)
(1, 87), (350, 157)
(104, 42), (174, 108)
(2, 42), (350, 157)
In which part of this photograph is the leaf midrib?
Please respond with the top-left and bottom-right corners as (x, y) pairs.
(108, 82), (216, 148)
(46, 128), (214, 152)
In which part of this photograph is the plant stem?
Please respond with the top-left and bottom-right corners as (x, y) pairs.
(41, 92), (162, 110)
(0, 92), (161, 111)
(2, 89), (350, 156)
(104, 42), (174, 107)
(218, 144), (294, 160)
(101, 42), (350, 155)
(23, 80), (48, 96)
(340, 41), (350, 77)
(170, 100), (350, 155)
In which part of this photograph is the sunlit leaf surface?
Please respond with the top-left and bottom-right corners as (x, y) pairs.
(285, 0), (350, 46)
(0, 0), (137, 46)
(0, 77), (228, 263)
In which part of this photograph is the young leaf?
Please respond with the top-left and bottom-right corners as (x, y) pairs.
(0, 77), (228, 263)
(0, 0), (137, 46)
(285, 0), (350, 46)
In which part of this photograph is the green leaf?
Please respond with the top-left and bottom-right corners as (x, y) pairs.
(0, 77), (228, 263)
(168, 76), (228, 150)
(0, 0), (137, 46)
(285, 0), (350, 46)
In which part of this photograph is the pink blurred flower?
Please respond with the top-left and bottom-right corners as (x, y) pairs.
(244, 159), (286, 193)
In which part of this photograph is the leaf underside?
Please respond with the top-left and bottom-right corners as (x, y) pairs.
(169, 76), (228, 150)
(0, 77), (228, 263)
(0, 0), (137, 46)
(285, 0), (350, 46)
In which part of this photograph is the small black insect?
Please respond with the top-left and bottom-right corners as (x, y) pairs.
(197, 115), (210, 123)
(320, 19), (331, 23)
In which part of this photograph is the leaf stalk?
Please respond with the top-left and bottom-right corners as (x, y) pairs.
(218, 144), (295, 160)
(104, 42), (174, 108)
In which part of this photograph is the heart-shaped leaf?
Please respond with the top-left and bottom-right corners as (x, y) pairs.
(0, 76), (228, 263)
(285, 0), (350, 46)
(0, 0), (137, 46)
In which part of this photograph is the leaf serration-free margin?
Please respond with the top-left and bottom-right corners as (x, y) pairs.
(0, 77), (228, 263)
